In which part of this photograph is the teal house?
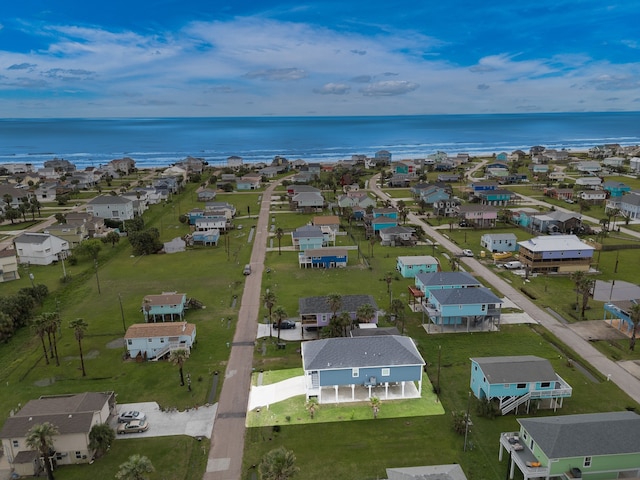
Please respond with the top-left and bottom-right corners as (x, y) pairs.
(142, 292), (187, 322)
(499, 411), (640, 480)
(396, 255), (439, 278)
(470, 356), (572, 415)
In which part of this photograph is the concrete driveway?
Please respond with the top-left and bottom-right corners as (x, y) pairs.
(113, 401), (217, 439)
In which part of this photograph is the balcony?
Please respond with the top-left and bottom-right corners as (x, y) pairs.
(499, 432), (549, 480)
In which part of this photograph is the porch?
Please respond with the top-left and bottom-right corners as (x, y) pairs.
(306, 380), (421, 404)
(499, 432), (549, 480)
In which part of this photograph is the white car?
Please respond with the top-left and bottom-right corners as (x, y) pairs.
(462, 249), (474, 257)
(118, 411), (146, 423)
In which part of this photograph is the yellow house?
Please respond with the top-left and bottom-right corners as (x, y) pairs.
(0, 249), (20, 283)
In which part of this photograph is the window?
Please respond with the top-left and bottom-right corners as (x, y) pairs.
(517, 383), (527, 389)
(540, 382), (551, 388)
(12, 440), (19, 448)
(75, 451), (82, 459)
(127, 339), (132, 345)
(584, 457), (591, 467)
(352, 368), (359, 378)
(56, 453), (63, 460)
(160, 338), (165, 343)
(148, 338), (152, 342)
(381, 368), (390, 377)
(504, 384), (510, 388)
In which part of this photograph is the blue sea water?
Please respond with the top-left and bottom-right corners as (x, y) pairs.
(1, 112), (639, 170)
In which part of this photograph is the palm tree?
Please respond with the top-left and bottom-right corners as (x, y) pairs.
(169, 349), (189, 386)
(115, 454), (155, 480)
(271, 306), (288, 343)
(258, 446), (299, 480)
(384, 271), (393, 294)
(390, 299), (406, 334)
(275, 228), (284, 255)
(326, 293), (342, 323)
(370, 396), (381, 419)
(89, 423), (115, 459)
(30, 315), (50, 365)
(263, 290), (277, 338)
(629, 303), (640, 351)
(570, 271), (593, 319)
(43, 312), (61, 366)
(305, 398), (319, 419)
(356, 303), (376, 329)
(69, 318), (89, 376)
(25, 422), (58, 480)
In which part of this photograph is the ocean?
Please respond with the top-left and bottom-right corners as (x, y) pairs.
(1, 112), (639, 170)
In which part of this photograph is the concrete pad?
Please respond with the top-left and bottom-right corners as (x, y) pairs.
(618, 361), (640, 381)
(568, 320), (628, 342)
(114, 401), (217, 439)
(500, 312), (538, 325)
(207, 458), (230, 472)
(248, 376), (306, 410)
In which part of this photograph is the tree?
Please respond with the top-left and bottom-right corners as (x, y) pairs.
(102, 231), (121, 247)
(89, 423), (115, 459)
(54, 213), (67, 224)
(390, 299), (406, 334)
(384, 271), (393, 294)
(69, 318), (89, 376)
(327, 293), (342, 321)
(128, 228), (163, 255)
(42, 312), (61, 366)
(30, 315), (50, 365)
(115, 454), (155, 480)
(263, 290), (277, 338)
(75, 239), (102, 260)
(629, 303), (640, 351)
(305, 398), (319, 419)
(26, 422), (59, 480)
(258, 446), (299, 480)
(275, 228), (284, 255)
(0, 312), (14, 343)
(570, 271), (593, 319)
(271, 306), (288, 343)
(397, 200), (408, 224)
(356, 303), (376, 328)
(370, 396), (381, 419)
(169, 349), (189, 386)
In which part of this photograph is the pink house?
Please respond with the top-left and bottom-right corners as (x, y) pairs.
(456, 204), (498, 228)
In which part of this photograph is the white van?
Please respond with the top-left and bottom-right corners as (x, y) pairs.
(243, 264), (251, 275)
(504, 261), (522, 270)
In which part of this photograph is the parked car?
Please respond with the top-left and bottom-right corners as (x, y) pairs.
(462, 249), (474, 257)
(243, 264), (251, 275)
(504, 261), (523, 270)
(273, 319), (296, 329)
(118, 411), (146, 423)
(117, 419), (149, 434)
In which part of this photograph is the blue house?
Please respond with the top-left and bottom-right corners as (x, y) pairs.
(423, 287), (502, 332)
(142, 292), (187, 322)
(480, 233), (518, 252)
(470, 356), (572, 415)
(470, 181), (499, 193)
(190, 229), (220, 246)
(291, 225), (325, 251)
(301, 335), (425, 403)
(477, 189), (515, 206)
(299, 247), (348, 268)
(370, 216), (398, 232)
(373, 208), (399, 219)
(396, 255), (439, 278)
(603, 180), (631, 198)
(414, 271), (482, 297)
(419, 187), (450, 205)
(603, 298), (640, 337)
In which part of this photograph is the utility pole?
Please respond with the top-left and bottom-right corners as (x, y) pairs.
(94, 259), (101, 294)
(118, 293), (126, 333)
(463, 391), (472, 451)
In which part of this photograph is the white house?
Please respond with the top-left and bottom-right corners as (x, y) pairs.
(13, 233), (69, 265)
(480, 233), (518, 252)
(630, 157), (640, 173)
(124, 322), (196, 361)
(86, 195), (135, 221)
(575, 177), (603, 189)
(195, 215), (228, 231)
(579, 190), (607, 203)
(0, 249), (20, 282)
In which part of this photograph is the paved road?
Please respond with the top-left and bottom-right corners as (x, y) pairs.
(369, 174), (640, 405)
(204, 183), (277, 480)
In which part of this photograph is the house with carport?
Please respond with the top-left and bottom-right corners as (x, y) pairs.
(480, 233), (517, 253)
(423, 287), (503, 332)
(517, 235), (594, 273)
(499, 411), (640, 480)
(125, 321), (196, 361)
(86, 195), (135, 221)
(301, 335), (425, 404)
(470, 356), (572, 415)
(298, 247), (348, 269)
(0, 392), (116, 476)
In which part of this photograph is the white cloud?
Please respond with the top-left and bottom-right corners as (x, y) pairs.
(314, 83), (351, 95)
(244, 68), (307, 81)
(360, 80), (419, 96)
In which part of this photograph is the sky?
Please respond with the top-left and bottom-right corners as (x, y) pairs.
(1, 0), (639, 118)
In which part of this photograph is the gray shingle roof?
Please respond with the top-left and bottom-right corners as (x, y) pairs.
(302, 335), (424, 370)
(430, 287), (501, 305)
(88, 195), (132, 205)
(415, 271), (481, 288)
(13, 233), (52, 244)
(299, 294), (378, 314)
(519, 411), (640, 458)
(292, 225), (323, 238)
(386, 464), (468, 480)
(471, 356), (558, 384)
